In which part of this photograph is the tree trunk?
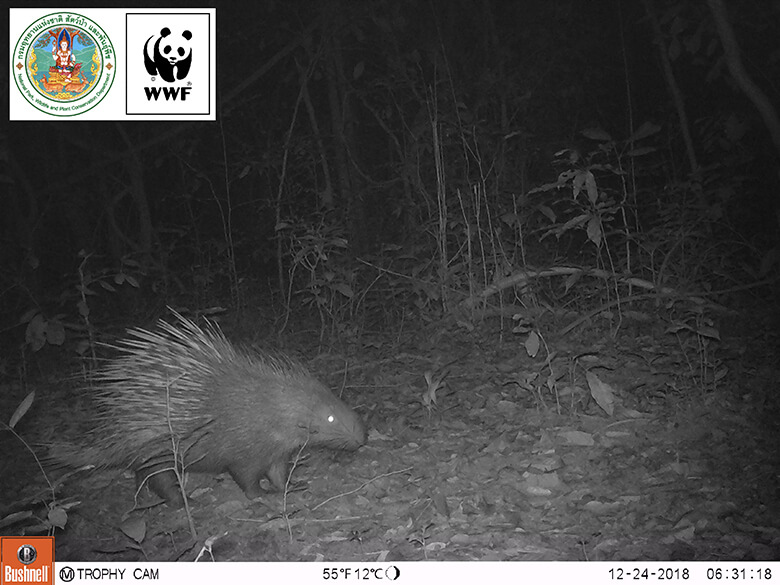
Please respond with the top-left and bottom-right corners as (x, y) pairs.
(707, 0), (780, 212)
(642, 0), (700, 185)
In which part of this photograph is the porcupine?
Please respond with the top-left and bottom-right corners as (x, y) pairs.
(54, 310), (367, 505)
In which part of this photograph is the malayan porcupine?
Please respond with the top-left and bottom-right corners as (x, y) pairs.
(53, 310), (367, 505)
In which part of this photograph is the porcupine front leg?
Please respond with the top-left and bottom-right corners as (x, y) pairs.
(227, 458), (290, 498)
(264, 459), (290, 492)
(227, 462), (267, 498)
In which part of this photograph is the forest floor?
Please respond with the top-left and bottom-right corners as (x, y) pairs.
(1, 305), (779, 561)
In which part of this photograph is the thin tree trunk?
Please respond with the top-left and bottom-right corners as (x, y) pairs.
(706, 0), (780, 175)
(642, 0), (700, 184)
(116, 124), (153, 269)
(297, 59), (334, 209)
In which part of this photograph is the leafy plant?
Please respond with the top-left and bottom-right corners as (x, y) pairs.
(0, 392), (68, 536)
(277, 216), (357, 340)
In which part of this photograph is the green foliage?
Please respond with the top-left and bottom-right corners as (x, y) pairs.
(0, 392), (67, 536)
(368, 243), (445, 317)
(21, 311), (66, 353)
(529, 122), (660, 260)
(666, 305), (726, 393)
(277, 216), (357, 338)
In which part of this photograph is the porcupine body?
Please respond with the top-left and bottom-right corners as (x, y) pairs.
(56, 311), (367, 505)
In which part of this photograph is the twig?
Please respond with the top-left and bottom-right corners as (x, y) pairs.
(311, 467), (413, 512)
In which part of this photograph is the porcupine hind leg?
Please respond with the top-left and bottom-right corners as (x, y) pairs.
(136, 467), (185, 506)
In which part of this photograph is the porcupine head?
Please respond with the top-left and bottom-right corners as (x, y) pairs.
(209, 365), (368, 501)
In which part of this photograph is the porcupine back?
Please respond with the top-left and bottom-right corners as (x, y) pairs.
(55, 311), (367, 504)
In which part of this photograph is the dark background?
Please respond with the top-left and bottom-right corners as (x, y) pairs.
(3, 0), (779, 344)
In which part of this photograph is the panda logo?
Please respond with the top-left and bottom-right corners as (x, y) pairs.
(143, 27), (193, 83)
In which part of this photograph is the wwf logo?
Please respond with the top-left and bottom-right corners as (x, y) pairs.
(143, 27), (193, 83)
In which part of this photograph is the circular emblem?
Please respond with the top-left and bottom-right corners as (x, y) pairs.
(17, 544), (37, 565)
(12, 11), (115, 116)
(60, 567), (75, 582)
